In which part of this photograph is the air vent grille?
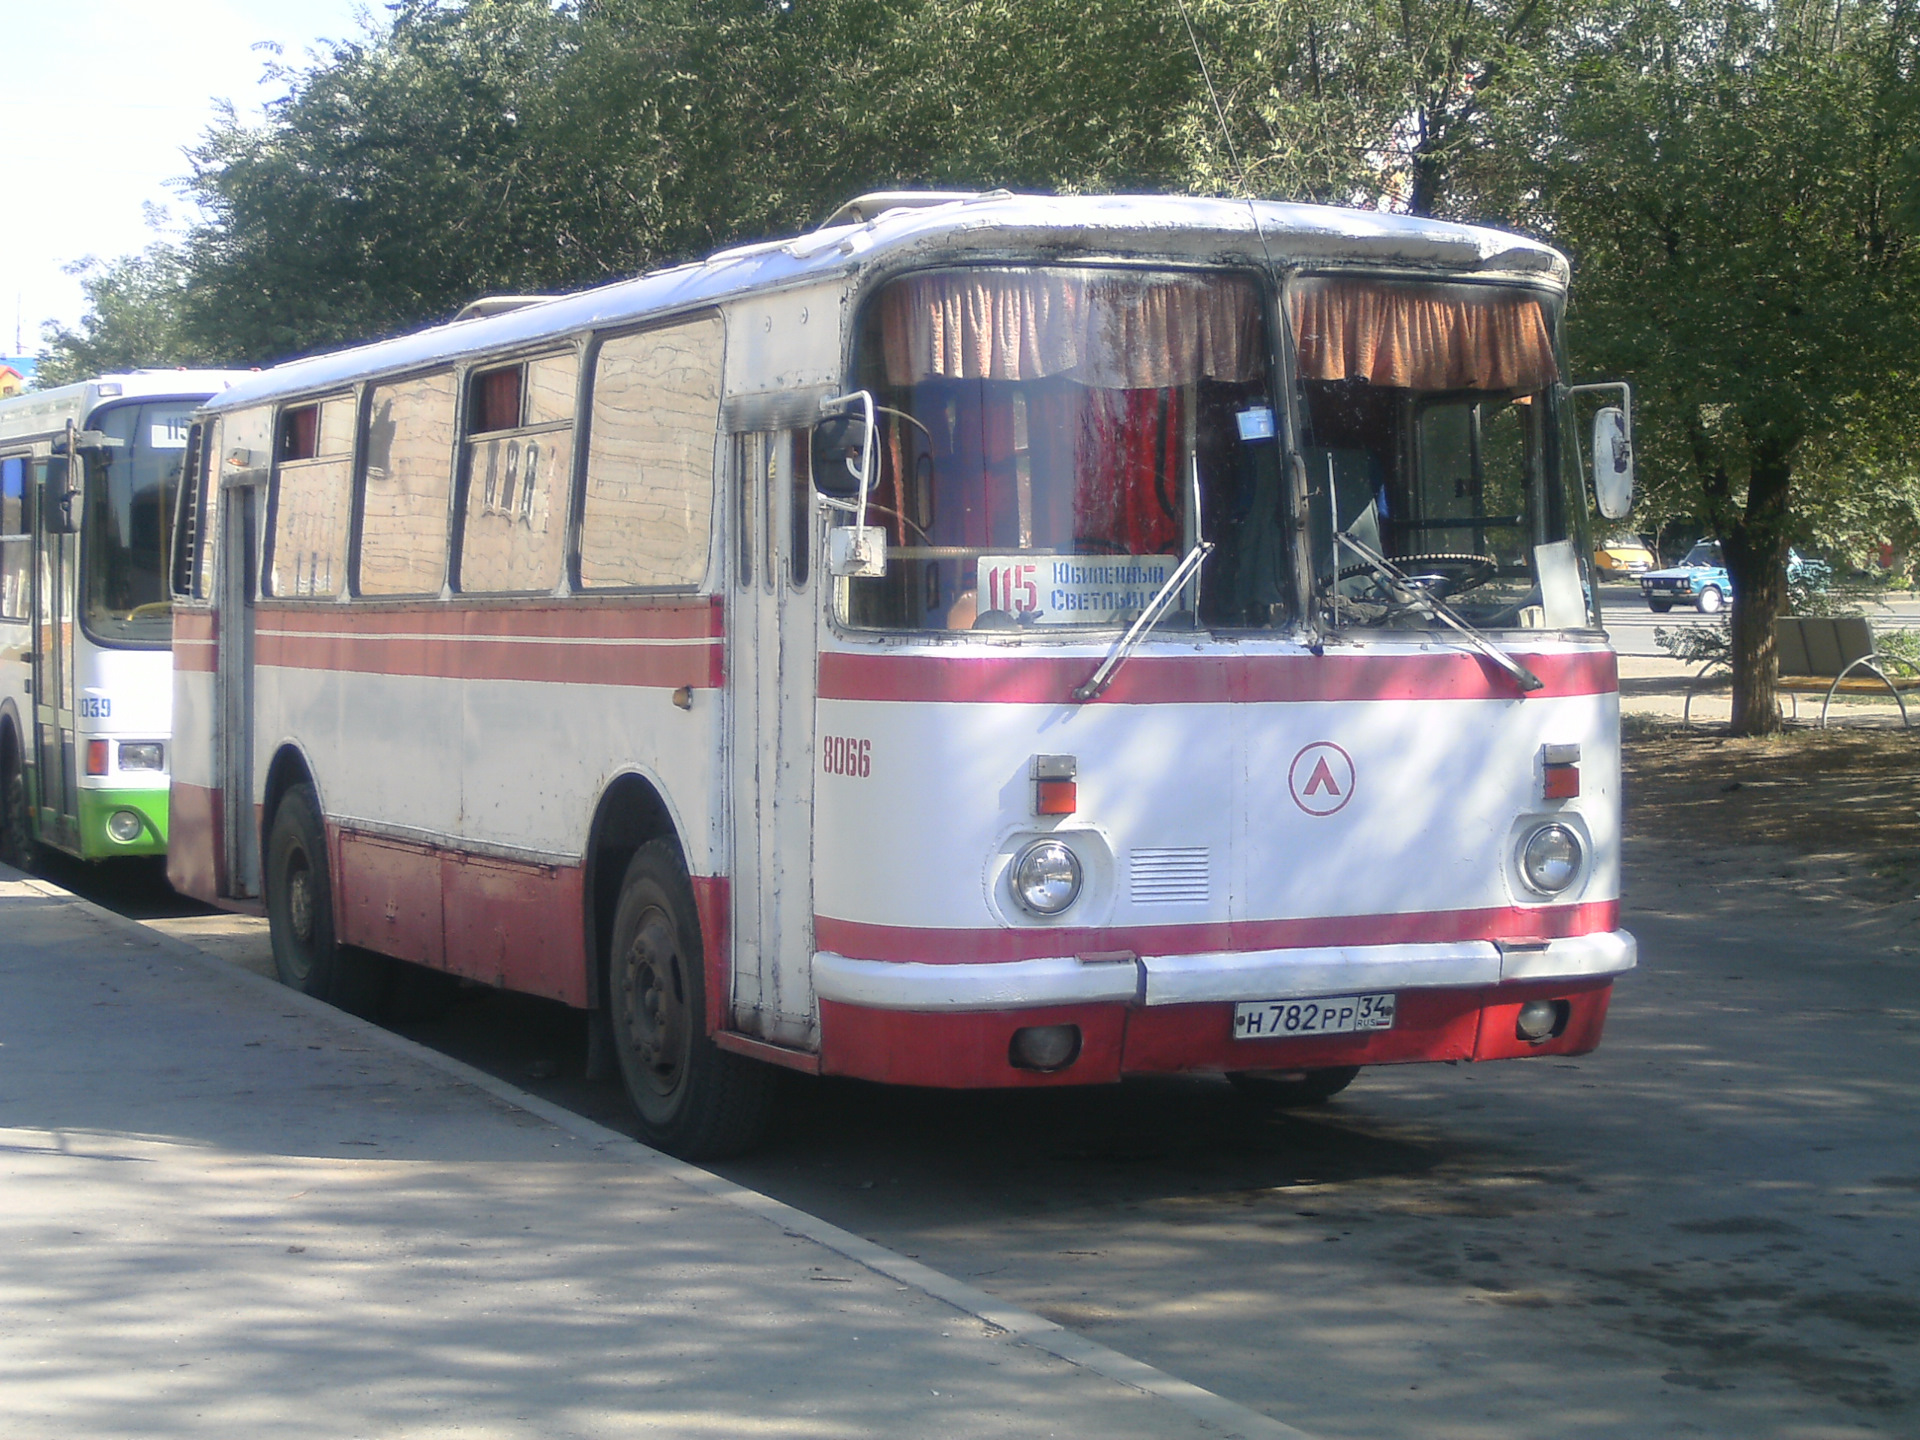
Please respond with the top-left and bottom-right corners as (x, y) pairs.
(1130, 847), (1210, 905)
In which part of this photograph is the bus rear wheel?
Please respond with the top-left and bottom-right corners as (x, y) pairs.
(607, 840), (776, 1159)
(1228, 1066), (1361, 1108)
(265, 783), (387, 1015)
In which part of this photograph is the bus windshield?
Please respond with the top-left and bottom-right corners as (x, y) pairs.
(85, 399), (195, 646)
(1293, 275), (1589, 632)
(844, 265), (1290, 632)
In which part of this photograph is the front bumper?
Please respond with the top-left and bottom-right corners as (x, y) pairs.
(813, 930), (1635, 1012)
(810, 932), (1633, 1088)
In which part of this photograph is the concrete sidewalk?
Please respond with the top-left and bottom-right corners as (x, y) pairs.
(0, 869), (1304, 1440)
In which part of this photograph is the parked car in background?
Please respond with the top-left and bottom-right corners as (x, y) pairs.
(1640, 541), (1830, 613)
(1594, 533), (1657, 577)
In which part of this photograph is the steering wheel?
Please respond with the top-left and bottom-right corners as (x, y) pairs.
(1338, 552), (1499, 598)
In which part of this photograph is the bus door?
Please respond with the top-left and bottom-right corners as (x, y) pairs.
(215, 465), (262, 898)
(31, 453), (79, 849)
(727, 430), (820, 1048)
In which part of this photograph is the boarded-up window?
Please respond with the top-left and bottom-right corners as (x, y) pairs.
(578, 315), (722, 589)
(269, 394), (357, 597)
(359, 372), (456, 595)
(459, 352), (576, 593)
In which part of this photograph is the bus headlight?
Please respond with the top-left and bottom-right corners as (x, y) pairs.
(1518, 823), (1583, 895)
(106, 809), (147, 845)
(1010, 839), (1083, 916)
(119, 742), (164, 771)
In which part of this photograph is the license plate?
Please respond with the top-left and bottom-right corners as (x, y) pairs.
(1232, 992), (1397, 1040)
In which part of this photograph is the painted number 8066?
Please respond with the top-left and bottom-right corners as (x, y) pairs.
(822, 736), (871, 777)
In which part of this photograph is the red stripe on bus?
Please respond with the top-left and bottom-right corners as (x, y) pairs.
(258, 596), (724, 640)
(173, 609), (218, 673)
(256, 629), (722, 688)
(812, 900), (1618, 965)
(816, 648), (1617, 705)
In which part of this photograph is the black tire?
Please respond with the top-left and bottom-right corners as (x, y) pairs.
(1647, 600), (1673, 614)
(1228, 1066), (1361, 1108)
(264, 783), (388, 1015)
(607, 839), (777, 1159)
(1696, 585), (1725, 614)
(0, 733), (37, 873)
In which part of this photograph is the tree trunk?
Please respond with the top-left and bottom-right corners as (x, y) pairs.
(1720, 442), (1796, 735)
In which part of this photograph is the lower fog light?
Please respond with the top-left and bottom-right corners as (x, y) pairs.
(1009, 1024), (1081, 1072)
(106, 809), (147, 845)
(1515, 999), (1568, 1043)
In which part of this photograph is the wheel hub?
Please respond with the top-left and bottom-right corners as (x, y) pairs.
(287, 861), (315, 944)
(620, 907), (685, 1095)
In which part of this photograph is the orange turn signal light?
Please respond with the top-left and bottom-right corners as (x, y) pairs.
(1036, 778), (1078, 815)
(86, 739), (110, 776)
(1543, 763), (1580, 800)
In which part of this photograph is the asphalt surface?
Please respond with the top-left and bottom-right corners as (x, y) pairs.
(16, 586), (1920, 1438)
(0, 866), (1302, 1440)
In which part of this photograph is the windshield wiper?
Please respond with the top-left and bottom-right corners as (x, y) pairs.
(1071, 541), (1214, 702)
(1333, 529), (1544, 694)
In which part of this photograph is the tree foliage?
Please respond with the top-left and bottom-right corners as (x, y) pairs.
(35, 245), (217, 388)
(1527, 0), (1920, 731)
(35, 0), (1920, 726)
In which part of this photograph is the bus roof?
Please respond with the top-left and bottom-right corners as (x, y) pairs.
(204, 192), (1570, 416)
(0, 370), (254, 444)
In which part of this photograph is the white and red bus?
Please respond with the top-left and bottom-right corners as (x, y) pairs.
(169, 193), (1636, 1158)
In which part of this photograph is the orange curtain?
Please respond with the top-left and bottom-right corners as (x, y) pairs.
(881, 269), (1264, 388)
(1292, 277), (1558, 391)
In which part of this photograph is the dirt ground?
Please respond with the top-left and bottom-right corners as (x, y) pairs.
(1623, 713), (1920, 907)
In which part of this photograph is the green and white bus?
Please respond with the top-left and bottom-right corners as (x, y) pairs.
(0, 371), (246, 867)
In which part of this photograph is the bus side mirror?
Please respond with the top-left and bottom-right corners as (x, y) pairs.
(813, 392), (887, 577)
(42, 459), (80, 534)
(1591, 407), (1633, 520)
(811, 412), (870, 500)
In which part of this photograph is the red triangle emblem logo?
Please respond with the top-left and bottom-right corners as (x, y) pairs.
(1303, 756), (1342, 797)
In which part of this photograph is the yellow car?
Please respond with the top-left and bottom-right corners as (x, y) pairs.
(1594, 533), (1657, 577)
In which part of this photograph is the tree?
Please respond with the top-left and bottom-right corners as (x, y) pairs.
(1529, 0), (1920, 733)
(179, 0), (582, 363)
(1170, 0), (1581, 217)
(35, 245), (213, 387)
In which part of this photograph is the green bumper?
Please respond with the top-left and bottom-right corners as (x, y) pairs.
(74, 787), (170, 860)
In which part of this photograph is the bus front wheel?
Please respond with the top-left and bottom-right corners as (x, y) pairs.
(1, 739), (35, 872)
(607, 839), (776, 1159)
(265, 783), (387, 1015)
(1228, 1066), (1361, 1108)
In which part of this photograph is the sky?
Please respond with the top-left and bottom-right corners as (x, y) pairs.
(2, 1), (383, 361)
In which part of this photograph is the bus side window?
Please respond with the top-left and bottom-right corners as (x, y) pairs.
(267, 395), (355, 598)
(169, 425), (206, 600)
(577, 313), (723, 590)
(358, 372), (457, 597)
(456, 352), (575, 594)
(2, 455), (29, 618)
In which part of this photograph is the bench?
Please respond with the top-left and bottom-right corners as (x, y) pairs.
(1683, 614), (1920, 727)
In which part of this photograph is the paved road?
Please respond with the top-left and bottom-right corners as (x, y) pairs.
(42, 834), (1920, 1438)
(1601, 583), (1920, 659)
(1, 869), (1286, 1440)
